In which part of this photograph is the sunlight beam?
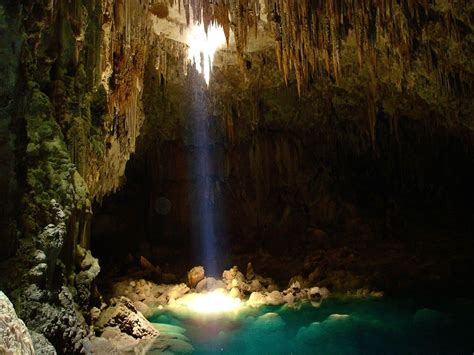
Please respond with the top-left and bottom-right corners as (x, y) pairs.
(187, 23), (227, 85)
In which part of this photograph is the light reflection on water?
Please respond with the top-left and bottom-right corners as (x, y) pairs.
(149, 297), (474, 355)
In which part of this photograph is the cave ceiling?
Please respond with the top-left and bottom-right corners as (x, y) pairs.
(148, 0), (473, 132)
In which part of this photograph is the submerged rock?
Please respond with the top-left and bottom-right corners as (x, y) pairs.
(253, 313), (286, 332)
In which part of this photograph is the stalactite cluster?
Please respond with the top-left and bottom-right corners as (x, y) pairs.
(159, 0), (472, 96)
(264, 0), (473, 96)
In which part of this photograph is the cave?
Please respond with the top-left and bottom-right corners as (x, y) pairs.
(0, 1), (473, 354)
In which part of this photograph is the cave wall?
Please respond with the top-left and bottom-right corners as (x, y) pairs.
(0, 0), (154, 352)
(0, 2), (21, 260)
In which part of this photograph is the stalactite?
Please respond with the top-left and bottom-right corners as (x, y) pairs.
(158, 0), (471, 99)
(152, 0), (471, 155)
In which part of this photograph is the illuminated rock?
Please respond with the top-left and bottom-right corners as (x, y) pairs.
(187, 266), (205, 288)
(195, 277), (226, 293)
(265, 291), (285, 306)
(248, 292), (267, 307)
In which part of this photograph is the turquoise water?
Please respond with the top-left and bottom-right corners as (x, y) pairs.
(149, 297), (474, 354)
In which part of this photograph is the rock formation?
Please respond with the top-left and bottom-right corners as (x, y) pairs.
(0, 291), (35, 355)
(0, 0), (154, 351)
(0, 0), (472, 352)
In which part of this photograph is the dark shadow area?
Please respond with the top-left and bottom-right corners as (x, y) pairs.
(91, 108), (474, 296)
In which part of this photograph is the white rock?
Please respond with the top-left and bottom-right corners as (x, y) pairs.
(283, 292), (295, 305)
(0, 291), (35, 355)
(247, 292), (266, 307)
(265, 291), (284, 306)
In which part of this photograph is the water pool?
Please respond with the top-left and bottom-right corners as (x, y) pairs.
(149, 297), (474, 354)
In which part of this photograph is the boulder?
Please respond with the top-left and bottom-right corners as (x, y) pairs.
(222, 266), (245, 283)
(187, 266), (205, 288)
(308, 287), (330, 307)
(265, 291), (285, 306)
(162, 284), (190, 302)
(195, 278), (226, 293)
(229, 287), (242, 299)
(288, 276), (309, 289)
(0, 291), (35, 355)
(249, 279), (264, 293)
(96, 297), (159, 339)
(247, 292), (266, 307)
(111, 279), (189, 307)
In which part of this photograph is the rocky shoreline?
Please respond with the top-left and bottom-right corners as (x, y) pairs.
(84, 263), (383, 353)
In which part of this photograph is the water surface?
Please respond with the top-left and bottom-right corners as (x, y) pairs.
(149, 297), (474, 354)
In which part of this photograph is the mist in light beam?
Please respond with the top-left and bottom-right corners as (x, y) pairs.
(186, 22), (229, 276)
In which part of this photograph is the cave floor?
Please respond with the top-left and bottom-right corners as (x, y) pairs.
(97, 223), (474, 300)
